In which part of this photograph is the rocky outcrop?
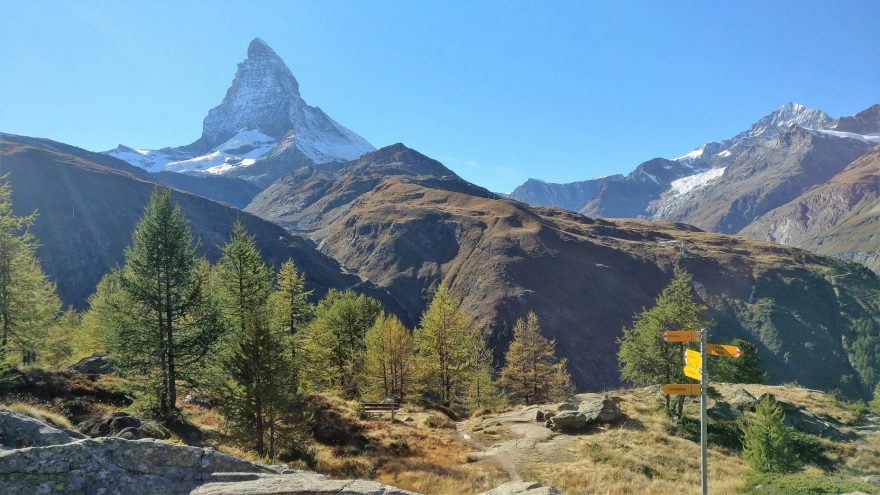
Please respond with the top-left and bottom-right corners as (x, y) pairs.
(546, 396), (622, 432)
(0, 408), (557, 495)
(0, 410), (85, 449)
(70, 355), (113, 375)
(76, 412), (170, 441)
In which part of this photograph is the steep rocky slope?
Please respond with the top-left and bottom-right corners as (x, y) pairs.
(657, 127), (875, 233)
(508, 175), (623, 211)
(249, 144), (880, 399)
(0, 133), (390, 311)
(742, 146), (880, 271)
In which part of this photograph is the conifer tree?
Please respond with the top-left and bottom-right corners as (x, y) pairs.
(618, 265), (710, 416)
(742, 395), (800, 473)
(363, 312), (415, 401)
(0, 178), (60, 366)
(498, 312), (574, 404)
(105, 188), (223, 419)
(269, 259), (313, 387)
(299, 289), (381, 398)
(870, 384), (880, 414)
(465, 335), (505, 410)
(413, 283), (479, 406)
(213, 221), (294, 458)
(41, 307), (79, 367)
(711, 338), (766, 384)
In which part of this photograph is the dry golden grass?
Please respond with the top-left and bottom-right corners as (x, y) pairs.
(2, 401), (74, 430)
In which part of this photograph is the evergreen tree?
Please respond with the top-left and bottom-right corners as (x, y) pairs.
(105, 188), (224, 419)
(0, 178), (60, 366)
(850, 318), (880, 389)
(363, 312), (416, 401)
(464, 335), (505, 410)
(40, 307), (79, 367)
(213, 221), (294, 458)
(299, 289), (381, 398)
(413, 283), (479, 407)
(618, 265), (710, 416)
(268, 259), (313, 391)
(711, 338), (766, 384)
(742, 395), (800, 473)
(498, 312), (574, 404)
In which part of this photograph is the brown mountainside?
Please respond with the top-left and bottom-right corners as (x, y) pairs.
(248, 145), (880, 399)
(742, 146), (880, 271)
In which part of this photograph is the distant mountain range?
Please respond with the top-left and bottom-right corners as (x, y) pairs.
(3, 38), (880, 398)
(510, 103), (880, 272)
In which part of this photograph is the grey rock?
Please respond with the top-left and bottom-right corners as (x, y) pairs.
(557, 402), (578, 412)
(548, 411), (587, 431)
(477, 481), (563, 495)
(731, 388), (756, 411)
(70, 355), (112, 375)
(708, 401), (741, 421)
(184, 394), (214, 408)
(76, 412), (169, 440)
(0, 410), (85, 449)
(863, 475), (880, 484)
(580, 397), (622, 423)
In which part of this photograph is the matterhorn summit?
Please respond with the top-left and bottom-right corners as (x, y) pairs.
(106, 38), (374, 184)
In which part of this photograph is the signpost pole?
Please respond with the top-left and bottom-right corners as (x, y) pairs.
(700, 328), (708, 495)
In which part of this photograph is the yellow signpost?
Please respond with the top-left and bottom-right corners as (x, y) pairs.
(683, 364), (702, 380)
(662, 383), (701, 395)
(660, 328), (744, 495)
(662, 330), (701, 343)
(707, 344), (743, 358)
(684, 348), (701, 369)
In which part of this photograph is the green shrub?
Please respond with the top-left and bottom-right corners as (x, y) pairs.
(745, 472), (874, 494)
(741, 396), (801, 474)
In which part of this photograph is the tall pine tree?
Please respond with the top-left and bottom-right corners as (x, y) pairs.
(0, 177), (60, 366)
(363, 312), (416, 401)
(213, 221), (295, 458)
(499, 312), (574, 404)
(413, 283), (480, 407)
(106, 188), (223, 419)
(710, 338), (766, 384)
(299, 289), (381, 398)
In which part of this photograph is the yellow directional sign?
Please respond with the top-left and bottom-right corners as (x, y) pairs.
(662, 330), (701, 343)
(663, 383), (702, 396)
(683, 364), (702, 380)
(684, 348), (702, 368)
(707, 344), (742, 358)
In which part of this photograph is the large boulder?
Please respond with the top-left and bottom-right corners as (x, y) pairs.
(707, 401), (741, 421)
(76, 412), (170, 440)
(70, 355), (113, 375)
(0, 410), (85, 449)
(547, 410), (587, 431)
(477, 481), (562, 495)
(580, 397), (622, 423)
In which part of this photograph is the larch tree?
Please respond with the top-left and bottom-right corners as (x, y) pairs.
(617, 265), (710, 417)
(299, 289), (381, 398)
(105, 188), (224, 419)
(464, 334), (505, 410)
(213, 221), (294, 458)
(742, 395), (800, 474)
(499, 312), (574, 404)
(413, 283), (479, 407)
(0, 177), (60, 367)
(268, 259), (313, 390)
(363, 312), (416, 401)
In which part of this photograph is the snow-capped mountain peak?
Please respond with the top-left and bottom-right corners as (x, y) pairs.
(746, 102), (832, 139)
(105, 38), (374, 183)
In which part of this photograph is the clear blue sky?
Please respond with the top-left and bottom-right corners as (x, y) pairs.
(2, 1), (878, 192)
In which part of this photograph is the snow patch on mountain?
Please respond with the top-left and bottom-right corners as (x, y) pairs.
(669, 167), (726, 197)
(809, 129), (880, 144)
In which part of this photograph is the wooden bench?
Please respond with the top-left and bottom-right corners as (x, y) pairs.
(362, 401), (400, 421)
